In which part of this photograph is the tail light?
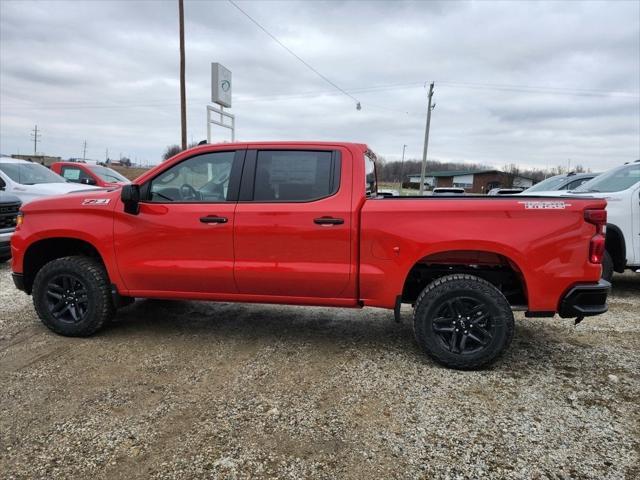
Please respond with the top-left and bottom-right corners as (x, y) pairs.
(584, 209), (607, 264)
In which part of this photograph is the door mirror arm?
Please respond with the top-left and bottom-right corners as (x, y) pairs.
(121, 184), (140, 215)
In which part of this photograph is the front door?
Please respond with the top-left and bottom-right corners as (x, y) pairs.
(234, 148), (354, 299)
(114, 149), (244, 295)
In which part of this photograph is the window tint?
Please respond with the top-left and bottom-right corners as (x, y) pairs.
(149, 151), (235, 202)
(253, 150), (335, 201)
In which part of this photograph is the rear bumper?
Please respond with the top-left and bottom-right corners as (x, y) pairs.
(558, 279), (610, 318)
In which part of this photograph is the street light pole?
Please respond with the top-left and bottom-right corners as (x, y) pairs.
(399, 144), (407, 196)
(178, 0), (187, 150)
(419, 82), (435, 195)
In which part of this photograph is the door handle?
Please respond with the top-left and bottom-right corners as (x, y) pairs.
(200, 215), (228, 224)
(314, 216), (344, 225)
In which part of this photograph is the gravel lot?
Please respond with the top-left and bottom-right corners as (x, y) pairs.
(1, 262), (638, 479)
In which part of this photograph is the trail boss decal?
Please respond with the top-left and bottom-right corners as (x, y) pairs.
(518, 201), (571, 209)
(82, 198), (111, 206)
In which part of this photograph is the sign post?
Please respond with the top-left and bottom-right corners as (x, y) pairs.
(207, 63), (235, 143)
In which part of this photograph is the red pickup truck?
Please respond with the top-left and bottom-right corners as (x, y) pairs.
(10, 142), (610, 369)
(51, 161), (129, 187)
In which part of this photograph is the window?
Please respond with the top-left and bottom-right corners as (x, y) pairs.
(90, 166), (129, 183)
(365, 152), (377, 197)
(574, 164), (640, 193)
(61, 166), (92, 183)
(564, 178), (591, 190)
(253, 150), (337, 202)
(0, 162), (66, 184)
(148, 151), (236, 202)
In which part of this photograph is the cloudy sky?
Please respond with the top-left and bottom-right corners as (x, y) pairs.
(1, 0), (638, 170)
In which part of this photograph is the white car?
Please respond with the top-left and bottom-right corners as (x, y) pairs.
(568, 161), (640, 281)
(0, 157), (98, 205)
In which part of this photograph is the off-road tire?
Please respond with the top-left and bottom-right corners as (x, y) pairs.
(601, 251), (614, 283)
(33, 256), (114, 336)
(413, 274), (514, 370)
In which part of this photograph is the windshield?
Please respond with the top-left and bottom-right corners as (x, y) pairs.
(574, 163), (640, 193)
(0, 162), (66, 184)
(89, 165), (129, 183)
(525, 175), (566, 192)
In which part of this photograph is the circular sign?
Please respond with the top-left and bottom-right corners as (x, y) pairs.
(221, 80), (231, 92)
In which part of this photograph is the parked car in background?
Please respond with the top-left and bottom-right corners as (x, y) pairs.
(0, 157), (99, 205)
(10, 141), (610, 370)
(487, 188), (524, 195)
(0, 191), (21, 263)
(51, 161), (130, 187)
(431, 187), (465, 196)
(569, 161), (640, 281)
(522, 172), (597, 195)
(377, 188), (400, 197)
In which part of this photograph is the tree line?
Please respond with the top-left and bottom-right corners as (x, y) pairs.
(375, 156), (588, 184)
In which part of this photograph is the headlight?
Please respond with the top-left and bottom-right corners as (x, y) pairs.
(16, 212), (24, 227)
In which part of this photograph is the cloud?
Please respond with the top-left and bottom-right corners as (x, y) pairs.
(1, 0), (638, 170)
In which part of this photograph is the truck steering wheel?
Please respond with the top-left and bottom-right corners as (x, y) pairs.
(180, 184), (198, 201)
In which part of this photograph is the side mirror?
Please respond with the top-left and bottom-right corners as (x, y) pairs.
(121, 184), (140, 215)
(81, 177), (97, 185)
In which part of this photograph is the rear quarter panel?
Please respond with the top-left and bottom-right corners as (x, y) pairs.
(360, 196), (606, 310)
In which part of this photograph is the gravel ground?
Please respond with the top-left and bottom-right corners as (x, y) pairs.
(1, 262), (638, 479)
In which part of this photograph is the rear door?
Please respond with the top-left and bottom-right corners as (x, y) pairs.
(114, 149), (244, 294)
(234, 147), (354, 298)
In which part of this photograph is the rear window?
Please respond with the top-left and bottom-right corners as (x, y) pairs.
(253, 150), (338, 202)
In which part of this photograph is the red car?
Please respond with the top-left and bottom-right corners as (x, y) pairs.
(11, 142), (609, 369)
(51, 161), (129, 187)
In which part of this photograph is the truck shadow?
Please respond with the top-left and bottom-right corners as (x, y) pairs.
(102, 299), (610, 374)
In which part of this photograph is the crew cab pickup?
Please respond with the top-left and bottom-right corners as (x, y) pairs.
(10, 142), (610, 369)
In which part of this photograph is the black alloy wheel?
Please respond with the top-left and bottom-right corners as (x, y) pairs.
(431, 297), (495, 355)
(44, 273), (89, 324)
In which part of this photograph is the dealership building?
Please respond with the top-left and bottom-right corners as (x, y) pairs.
(406, 169), (534, 193)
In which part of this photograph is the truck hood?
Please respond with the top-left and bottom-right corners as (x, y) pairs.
(21, 185), (119, 212)
(18, 182), (101, 196)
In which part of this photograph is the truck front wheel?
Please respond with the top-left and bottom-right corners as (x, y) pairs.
(32, 256), (114, 336)
(413, 274), (514, 370)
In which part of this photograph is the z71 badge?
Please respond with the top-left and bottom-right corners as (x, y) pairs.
(82, 199), (111, 206)
(518, 201), (571, 209)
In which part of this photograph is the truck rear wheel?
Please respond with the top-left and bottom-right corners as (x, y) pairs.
(413, 274), (514, 370)
(32, 256), (114, 337)
(601, 251), (614, 283)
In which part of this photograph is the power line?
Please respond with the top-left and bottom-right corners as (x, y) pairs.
(2, 80), (638, 112)
(227, 0), (361, 109)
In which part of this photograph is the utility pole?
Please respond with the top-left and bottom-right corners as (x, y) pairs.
(419, 82), (435, 195)
(30, 125), (41, 155)
(399, 144), (407, 196)
(105, 148), (109, 163)
(82, 140), (87, 161)
(178, 0), (187, 150)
